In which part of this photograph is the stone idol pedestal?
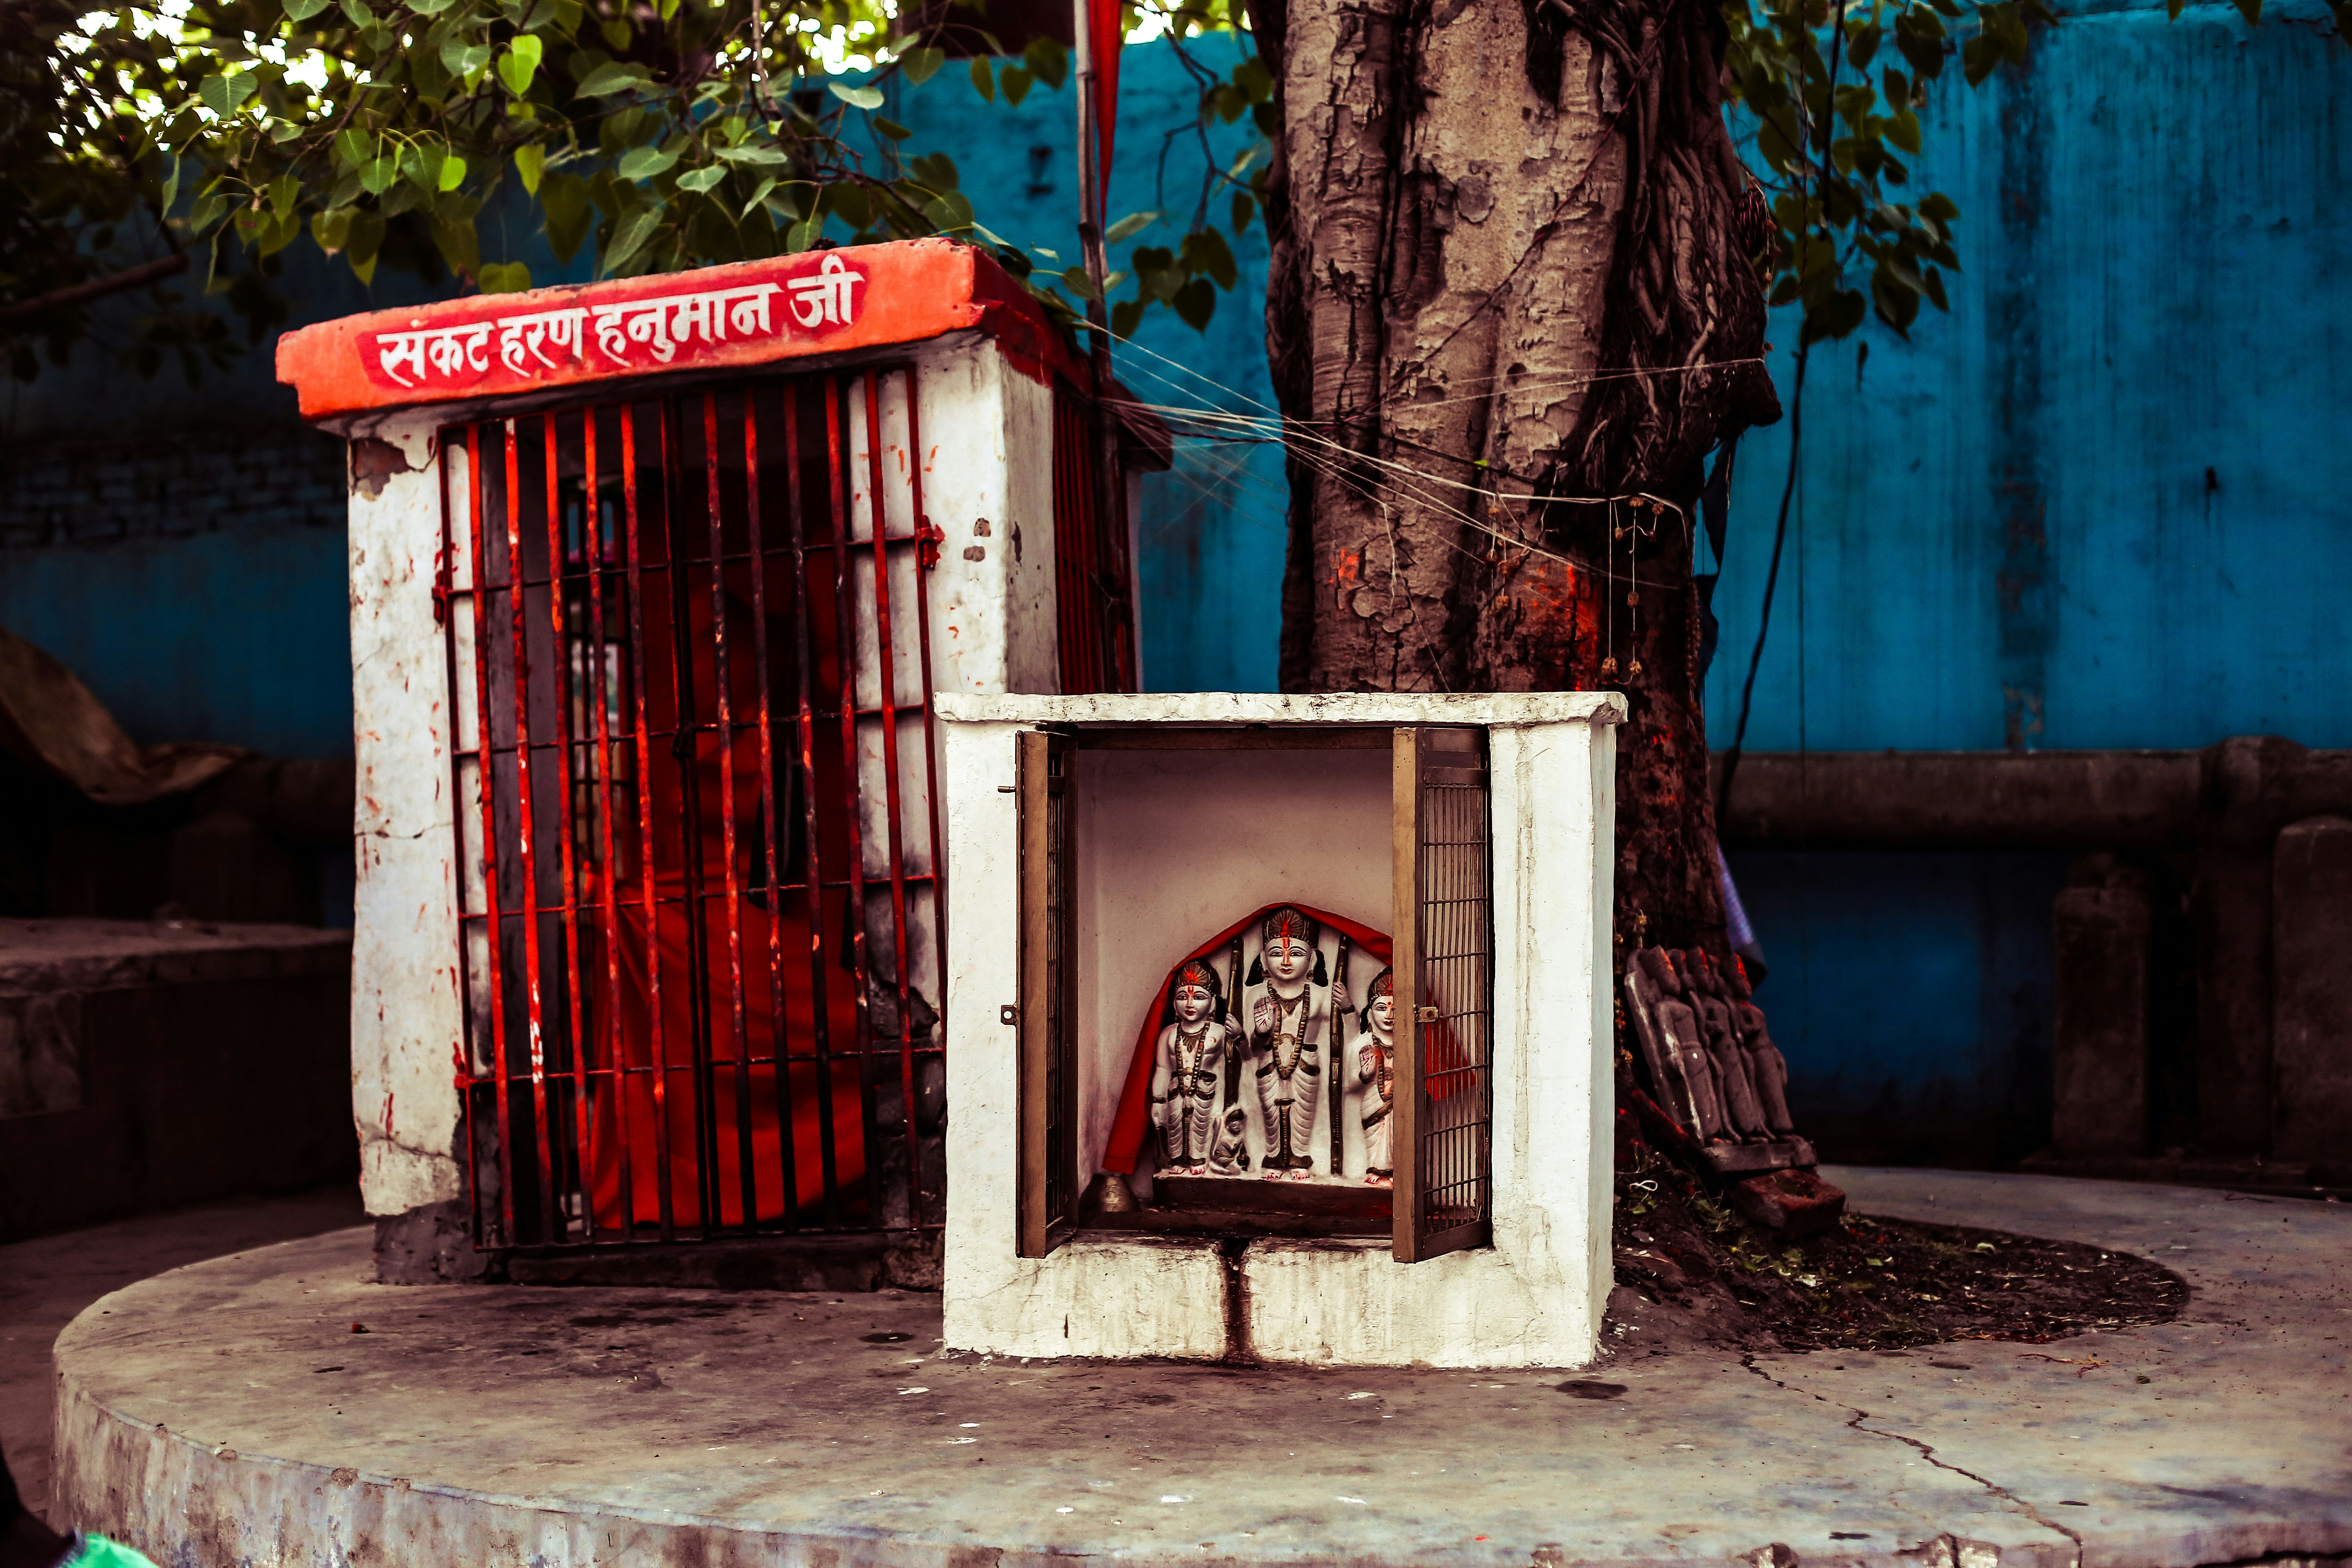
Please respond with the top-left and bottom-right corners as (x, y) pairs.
(53, 1170), (2352, 1568)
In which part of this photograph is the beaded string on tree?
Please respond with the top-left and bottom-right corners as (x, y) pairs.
(1601, 497), (1621, 679)
(1621, 498), (1664, 678)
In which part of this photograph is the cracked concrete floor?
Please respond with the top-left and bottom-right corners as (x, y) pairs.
(1739, 1169), (2351, 1568)
(45, 1169), (2352, 1568)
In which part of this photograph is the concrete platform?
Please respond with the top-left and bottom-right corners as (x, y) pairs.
(49, 1169), (2352, 1568)
(0, 917), (356, 1239)
(0, 1183), (365, 1524)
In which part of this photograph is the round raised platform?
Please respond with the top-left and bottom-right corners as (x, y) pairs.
(52, 1169), (2352, 1568)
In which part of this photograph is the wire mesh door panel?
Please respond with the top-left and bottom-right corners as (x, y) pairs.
(1015, 728), (1078, 1258)
(1390, 726), (1494, 1261)
(439, 366), (945, 1250)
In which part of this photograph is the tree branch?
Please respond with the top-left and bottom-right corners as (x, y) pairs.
(0, 254), (191, 332)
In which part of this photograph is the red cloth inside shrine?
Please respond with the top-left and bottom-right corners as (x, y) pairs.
(584, 538), (867, 1232)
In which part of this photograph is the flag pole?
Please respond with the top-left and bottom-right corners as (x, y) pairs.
(1072, 0), (1132, 687)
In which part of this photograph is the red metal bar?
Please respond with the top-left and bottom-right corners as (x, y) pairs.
(741, 385), (800, 1227)
(789, 384), (843, 1225)
(1050, 399), (1078, 692)
(1055, 392), (1107, 694)
(503, 419), (560, 1243)
(619, 405), (678, 1243)
(900, 367), (947, 1227)
(655, 398), (722, 1239)
(862, 370), (921, 1231)
(827, 376), (879, 1223)
(582, 408), (637, 1233)
(463, 424), (518, 1246)
(702, 392), (759, 1231)
(544, 412), (595, 1241)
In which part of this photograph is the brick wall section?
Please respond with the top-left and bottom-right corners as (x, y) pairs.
(0, 428), (346, 547)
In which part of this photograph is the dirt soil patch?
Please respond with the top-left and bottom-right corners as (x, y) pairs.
(1606, 1159), (2189, 1356)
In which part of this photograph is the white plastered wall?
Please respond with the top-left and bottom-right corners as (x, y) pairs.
(340, 339), (1055, 1219)
(937, 692), (1623, 1368)
(344, 409), (467, 1215)
(896, 332), (1058, 700)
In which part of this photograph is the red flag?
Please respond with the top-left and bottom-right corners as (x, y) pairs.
(1087, 0), (1123, 218)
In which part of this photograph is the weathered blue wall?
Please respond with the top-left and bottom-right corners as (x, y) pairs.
(0, 258), (444, 757)
(876, 36), (1288, 691)
(1709, 0), (2352, 756)
(1702, 0), (2351, 1162)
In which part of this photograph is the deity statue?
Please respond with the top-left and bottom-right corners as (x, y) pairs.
(1355, 967), (1397, 1187)
(1206, 1103), (1252, 1175)
(1149, 958), (1234, 1173)
(1675, 949), (1769, 1141)
(1248, 906), (1330, 1180)
(1635, 947), (1729, 1143)
(1726, 958), (1797, 1137)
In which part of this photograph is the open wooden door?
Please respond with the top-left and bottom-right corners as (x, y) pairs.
(1391, 726), (1495, 1262)
(1016, 729), (1079, 1257)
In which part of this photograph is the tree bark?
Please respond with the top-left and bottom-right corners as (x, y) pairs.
(1260, 0), (1780, 954)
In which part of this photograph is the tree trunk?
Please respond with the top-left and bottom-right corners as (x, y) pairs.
(1255, 0), (1782, 955)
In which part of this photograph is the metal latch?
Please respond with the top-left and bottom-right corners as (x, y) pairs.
(1001, 1005), (1020, 1025)
(1415, 1005), (1440, 1022)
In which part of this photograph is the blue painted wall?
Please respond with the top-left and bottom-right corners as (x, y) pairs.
(1706, 0), (2352, 757)
(875, 36), (1288, 692)
(0, 527), (356, 758)
(0, 252), (447, 758)
(1698, 0), (2350, 1161)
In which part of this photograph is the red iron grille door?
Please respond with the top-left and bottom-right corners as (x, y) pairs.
(1051, 383), (1137, 693)
(438, 367), (946, 1249)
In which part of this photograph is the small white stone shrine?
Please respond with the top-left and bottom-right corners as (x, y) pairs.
(938, 691), (1624, 1367)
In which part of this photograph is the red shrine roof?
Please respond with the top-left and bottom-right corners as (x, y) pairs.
(274, 237), (1086, 424)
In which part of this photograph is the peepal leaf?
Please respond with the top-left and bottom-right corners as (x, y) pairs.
(602, 205), (663, 272)
(441, 37), (492, 77)
(572, 60), (652, 97)
(616, 143), (680, 180)
(199, 71), (256, 116)
(1105, 210), (1158, 244)
(714, 141), (791, 165)
(498, 37), (543, 96)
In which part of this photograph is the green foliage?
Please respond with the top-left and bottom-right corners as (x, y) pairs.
(1726, 0), (2049, 344)
(15, 0), (1169, 374)
(1085, 0), (1268, 341)
(20, 0), (2333, 385)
